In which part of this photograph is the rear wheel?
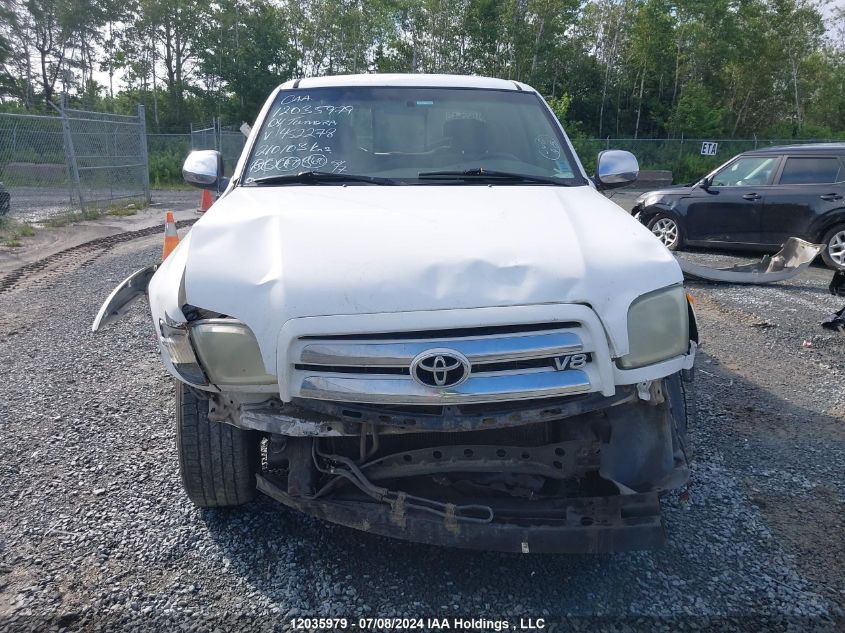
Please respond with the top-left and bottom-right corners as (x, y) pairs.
(821, 224), (845, 271)
(176, 382), (260, 507)
(647, 214), (683, 251)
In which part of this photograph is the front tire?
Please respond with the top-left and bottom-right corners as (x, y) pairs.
(648, 214), (683, 251)
(821, 224), (845, 271)
(176, 382), (260, 507)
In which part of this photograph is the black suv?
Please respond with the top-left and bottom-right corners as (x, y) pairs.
(632, 143), (845, 269)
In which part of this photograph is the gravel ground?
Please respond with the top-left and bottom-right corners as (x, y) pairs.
(1, 230), (844, 632)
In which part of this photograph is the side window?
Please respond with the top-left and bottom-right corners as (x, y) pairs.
(711, 156), (778, 187)
(778, 157), (843, 185)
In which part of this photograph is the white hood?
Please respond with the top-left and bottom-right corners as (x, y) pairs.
(181, 185), (681, 360)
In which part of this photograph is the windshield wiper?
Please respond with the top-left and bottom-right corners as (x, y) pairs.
(417, 168), (571, 186)
(250, 171), (398, 185)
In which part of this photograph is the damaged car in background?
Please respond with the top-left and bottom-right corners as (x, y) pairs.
(94, 74), (697, 553)
(633, 144), (845, 279)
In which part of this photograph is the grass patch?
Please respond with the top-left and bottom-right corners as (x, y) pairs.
(108, 207), (138, 217)
(43, 208), (103, 228)
(0, 215), (36, 246)
(150, 182), (194, 191)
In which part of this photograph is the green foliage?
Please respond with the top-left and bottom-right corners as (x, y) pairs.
(42, 208), (103, 227)
(669, 85), (725, 137)
(148, 145), (186, 186)
(0, 0), (842, 144)
(670, 153), (723, 185)
(0, 214), (36, 245)
(547, 95), (572, 124)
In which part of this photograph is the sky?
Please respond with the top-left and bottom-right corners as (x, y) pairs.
(825, 0), (845, 22)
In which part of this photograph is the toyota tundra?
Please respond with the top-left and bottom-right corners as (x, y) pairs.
(93, 74), (697, 553)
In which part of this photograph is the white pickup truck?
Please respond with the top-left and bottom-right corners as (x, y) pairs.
(94, 74), (697, 553)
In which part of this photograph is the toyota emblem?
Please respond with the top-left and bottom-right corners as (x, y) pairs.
(410, 349), (471, 388)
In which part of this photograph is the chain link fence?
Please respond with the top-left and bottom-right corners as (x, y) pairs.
(2, 110), (840, 223)
(0, 105), (150, 222)
(64, 107), (150, 212)
(0, 113), (68, 221)
(190, 118), (247, 170)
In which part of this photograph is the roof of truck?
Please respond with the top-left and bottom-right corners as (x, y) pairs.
(279, 74), (535, 92)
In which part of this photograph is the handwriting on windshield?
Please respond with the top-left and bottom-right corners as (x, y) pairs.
(247, 93), (355, 181)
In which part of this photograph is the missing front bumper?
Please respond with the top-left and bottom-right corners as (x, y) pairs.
(251, 373), (691, 553)
(256, 473), (664, 553)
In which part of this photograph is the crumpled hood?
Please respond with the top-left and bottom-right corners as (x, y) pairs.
(182, 185), (681, 360)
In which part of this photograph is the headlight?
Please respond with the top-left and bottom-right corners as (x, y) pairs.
(159, 320), (208, 385)
(190, 320), (277, 385)
(617, 286), (689, 369)
(640, 192), (663, 208)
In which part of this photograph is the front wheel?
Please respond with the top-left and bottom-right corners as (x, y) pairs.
(821, 224), (845, 271)
(176, 382), (260, 507)
(647, 214), (684, 251)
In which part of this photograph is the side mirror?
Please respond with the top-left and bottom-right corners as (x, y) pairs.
(594, 150), (639, 190)
(183, 150), (225, 191)
(691, 176), (711, 191)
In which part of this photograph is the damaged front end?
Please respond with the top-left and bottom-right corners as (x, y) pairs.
(213, 373), (692, 554)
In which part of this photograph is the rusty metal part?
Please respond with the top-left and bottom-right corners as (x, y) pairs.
(250, 374), (691, 552)
(360, 440), (600, 482)
(256, 473), (664, 553)
(676, 237), (823, 284)
(286, 437), (316, 497)
(312, 445), (494, 525)
(235, 387), (638, 437)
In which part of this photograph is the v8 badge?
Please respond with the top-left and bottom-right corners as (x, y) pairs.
(553, 353), (588, 371)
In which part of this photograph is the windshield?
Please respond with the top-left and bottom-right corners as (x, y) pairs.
(242, 87), (584, 186)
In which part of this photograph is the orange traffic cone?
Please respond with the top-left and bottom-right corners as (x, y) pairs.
(198, 189), (214, 214)
(162, 211), (179, 260)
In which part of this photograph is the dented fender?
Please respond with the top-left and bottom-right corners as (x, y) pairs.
(91, 264), (158, 331)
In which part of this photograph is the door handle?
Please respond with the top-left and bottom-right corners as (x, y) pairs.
(821, 193), (844, 201)
(742, 193), (761, 201)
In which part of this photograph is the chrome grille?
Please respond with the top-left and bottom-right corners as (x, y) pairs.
(300, 331), (582, 367)
(293, 325), (595, 405)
